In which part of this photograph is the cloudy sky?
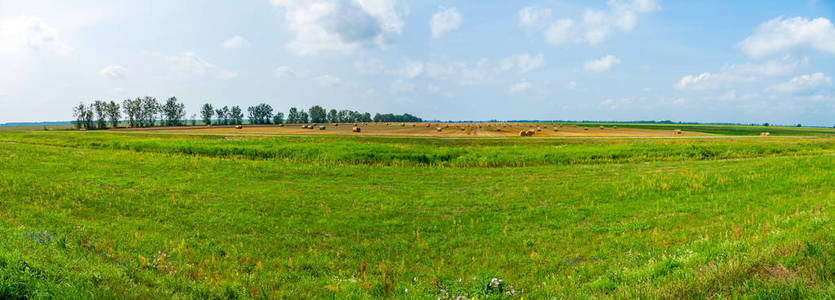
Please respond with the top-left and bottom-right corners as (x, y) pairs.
(1, 0), (834, 125)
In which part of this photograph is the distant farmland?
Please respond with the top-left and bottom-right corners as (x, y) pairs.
(1, 124), (835, 298)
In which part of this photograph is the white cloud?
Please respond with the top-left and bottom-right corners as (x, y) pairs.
(275, 66), (295, 79)
(426, 84), (441, 94)
(509, 79), (531, 94)
(165, 52), (238, 79)
(354, 58), (387, 74)
(567, 81), (577, 89)
(671, 97), (687, 105)
(675, 57), (803, 90)
(674, 72), (733, 90)
(269, 0), (405, 55)
(314, 74), (341, 86)
(399, 60), (424, 78)
(98, 65), (127, 79)
(540, 0), (659, 46)
(425, 58), (490, 86)
(582, 10), (610, 45)
(431, 6), (461, 39)
(391, 79), (415, 93)
(739, 17), (835, 58)
(518, 7), (551, 28)
(222, 35), (251, 49)
(0, 15), (71, 55)
(544, 19), (580, 45)
(584, 55), (620, 72)
(500, 54), (545, 74)
(770, 72), (832, 93)
(601, 97), (633, 109)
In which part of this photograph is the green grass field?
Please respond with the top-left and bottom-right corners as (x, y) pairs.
(2, 126), (835, 298)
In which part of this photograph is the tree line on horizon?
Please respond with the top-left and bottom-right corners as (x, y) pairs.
(72, 97), (422, 130)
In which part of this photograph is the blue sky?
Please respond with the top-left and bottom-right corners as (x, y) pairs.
(0, 0), (834, 125)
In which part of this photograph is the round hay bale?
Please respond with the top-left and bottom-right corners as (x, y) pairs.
(436, 127), (443, 132)
(674, 129), (682, 135)
(584, 127), (589, 131)
(600, 125), (604, 130)
(760, 132), (770, 136)
(334, 123), (339, 126)
(319, 125), (326, 130)
(612, 125), (617, 129)
(352, 126), (361, 133)
(278, 123), (284, 127)
(235, 125), (243, 129)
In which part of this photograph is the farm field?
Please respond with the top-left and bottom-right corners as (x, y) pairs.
(2, 128), (835, 298)
(151, 122), (712, 138)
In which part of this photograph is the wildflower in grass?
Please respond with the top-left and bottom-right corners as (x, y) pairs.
(404, 288), (408, 293)
(413, 277), (418, 282)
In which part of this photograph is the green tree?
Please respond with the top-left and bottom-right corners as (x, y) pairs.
(201, 104), (214, 125)
(122, 98), (142, 128)
(93, 100), (108, 129)
(287, 107), (299, 123)
(273, 112), (284, 124)
(106, 101), (121, 128)
(327, 109), (338, 123)
(231, 106), (244, 125)
(161, 97), (186, 126)
(299, 110), (309, 123)
(308, 105), (327, 123)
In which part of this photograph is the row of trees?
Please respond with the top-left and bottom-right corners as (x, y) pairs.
(73, 98), (422, 129)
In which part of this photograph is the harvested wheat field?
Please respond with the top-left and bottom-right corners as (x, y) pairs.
(153, 123), (711, 137)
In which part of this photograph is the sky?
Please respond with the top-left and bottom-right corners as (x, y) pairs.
(0, 0), (834, 125)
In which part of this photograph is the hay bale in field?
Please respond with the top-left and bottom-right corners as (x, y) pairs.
(278, 123), (284, 127)
(319, 125), (326, 130)
(612, 125), (617, 129)
(352, 126), (361, 132)
(600, 125), (604, 130)
(553, 127), (559, 131)
(536, 127), (542, 131)
(235, 125), (243, 129)
(584, 127), (589, 131)
(674, 129), (682, 135)
(436, 127), (443, 132)
(333, 123), (339, 126)
(760, 132), (770, 136)
(425, 124), (430, 127)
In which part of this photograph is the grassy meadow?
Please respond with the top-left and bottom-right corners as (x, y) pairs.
(2, 126), (835, 298)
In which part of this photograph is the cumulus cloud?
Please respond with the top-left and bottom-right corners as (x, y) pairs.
(601, 97), (634, 109)
(584, 55), (620, 72)
(770, 72), (832, 93)
(509, 79), (532, 94)
(354, 58), (387, 74)
(165, 52), (238, 79)
(222, 35), (251, 49)
(500, 54), (545, 74)
(399, 60), (424, 78)
(314, 74), (341, 86)
(739, 17), (835, 58)
(567, 81), (577, 89)
(675, 57), (803, 90)
(269, 0), (405, 55)
(391, 79), (415, 93)
(674, 72), (736, 90)
(274, 66), (295, 79)
(425, 58), (490, 86)
(0, 15), (71, 55)
(518, 7), (551, 28)
(537, 0), (659, 46)
(98, 65), (127, 79)
(431, 6), (462, 38)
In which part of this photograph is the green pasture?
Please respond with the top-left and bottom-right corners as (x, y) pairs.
(1, 129), (835, 298)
